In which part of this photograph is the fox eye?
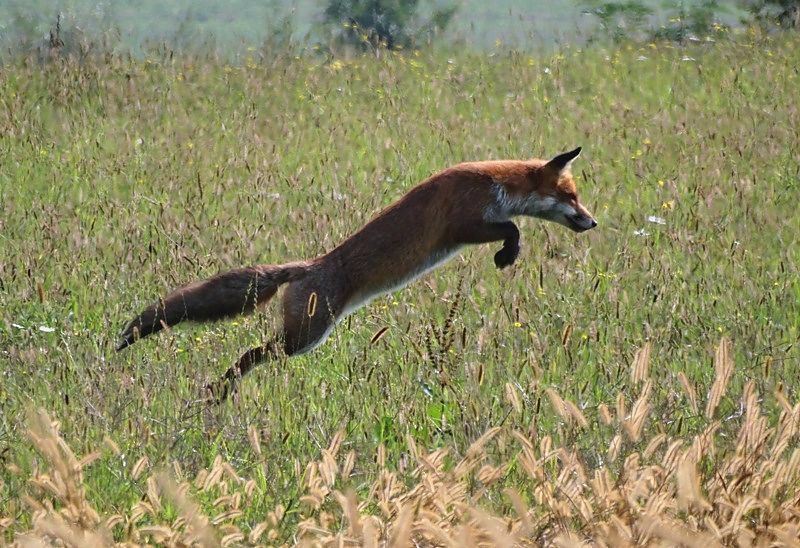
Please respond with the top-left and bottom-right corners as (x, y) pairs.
(564, 192), (577, 202)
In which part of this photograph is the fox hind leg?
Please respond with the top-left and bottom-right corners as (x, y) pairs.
(206, 275), (342, 403)
(206, 341), (281, 403)
(207, 307), (337, 403)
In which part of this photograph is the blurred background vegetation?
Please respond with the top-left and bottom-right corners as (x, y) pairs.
(1, 0), (796, 60)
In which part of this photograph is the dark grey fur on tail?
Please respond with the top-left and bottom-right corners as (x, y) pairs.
(116, 263), (308, 351)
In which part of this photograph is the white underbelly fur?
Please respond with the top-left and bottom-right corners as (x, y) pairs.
(338, 246), (462, 322)
(293, 323), (336, 355)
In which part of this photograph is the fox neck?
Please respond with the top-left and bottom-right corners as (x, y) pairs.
(483, 183), (555, 222)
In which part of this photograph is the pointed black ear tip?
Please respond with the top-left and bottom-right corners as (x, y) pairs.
(564, 146), (582, 158)
(548, 146), (583, 169)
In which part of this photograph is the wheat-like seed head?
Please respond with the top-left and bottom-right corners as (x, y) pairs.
(706, 337), (733, 419)
(13, 338), (800, 546)
(631, 341), (651, 384)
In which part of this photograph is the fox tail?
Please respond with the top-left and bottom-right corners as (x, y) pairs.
(115, 262), (309, 351)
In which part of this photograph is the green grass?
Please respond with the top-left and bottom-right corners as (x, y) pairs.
(1, 32), (799, 540)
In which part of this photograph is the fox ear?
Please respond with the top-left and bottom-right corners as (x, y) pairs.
(547, 147), (582, 171)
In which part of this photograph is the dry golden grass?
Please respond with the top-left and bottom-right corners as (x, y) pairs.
(6, 338), (800, 546)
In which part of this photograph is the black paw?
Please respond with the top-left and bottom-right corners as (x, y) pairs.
(494, 244), (519, 269)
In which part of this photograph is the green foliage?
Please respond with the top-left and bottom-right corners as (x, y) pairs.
(323, 0), (457, 49)
(652, 0), (727, 42)
(0, 0), (765, 57)
(0, 0), (308, 60)
(744, 0), (800, 28)
(0, 5), (116, 61)
(580, 0), (734, 43)
(580, 1), (654, 42)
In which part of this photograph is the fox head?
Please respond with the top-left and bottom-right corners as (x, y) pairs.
(495, 147), (597, 233)
(533, 147), (597, 232)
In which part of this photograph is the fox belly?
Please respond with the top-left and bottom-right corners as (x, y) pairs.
(338, 246), (462, 320)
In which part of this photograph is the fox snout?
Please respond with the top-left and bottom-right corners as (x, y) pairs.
(546, 200), (596, 233)
(567, 210), (597, 232)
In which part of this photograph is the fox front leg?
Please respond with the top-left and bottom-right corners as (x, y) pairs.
(455, 221), (520, 269)
(492, 222), (520, 269)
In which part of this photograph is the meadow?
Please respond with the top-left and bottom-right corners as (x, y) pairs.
(1, 31), (799, 544)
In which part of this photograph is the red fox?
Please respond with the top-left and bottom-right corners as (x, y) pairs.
(117, 147), (596, 400)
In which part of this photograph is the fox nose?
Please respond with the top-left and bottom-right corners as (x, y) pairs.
(590, 218), (598, 228)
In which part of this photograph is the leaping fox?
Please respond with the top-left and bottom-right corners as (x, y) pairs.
(117, 147), (596, 400)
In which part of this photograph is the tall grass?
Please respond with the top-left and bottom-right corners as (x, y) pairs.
(10, 339), (800, 544)
(1, 31), (799, 543)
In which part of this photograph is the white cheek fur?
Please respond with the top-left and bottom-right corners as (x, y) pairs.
(556, 202), (578, 217)
(484, 185), (570, 221)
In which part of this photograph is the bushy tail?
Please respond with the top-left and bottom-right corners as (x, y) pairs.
(116, 262), (309, 351)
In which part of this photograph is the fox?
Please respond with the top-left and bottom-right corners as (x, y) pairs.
(116, 147), (596, 401)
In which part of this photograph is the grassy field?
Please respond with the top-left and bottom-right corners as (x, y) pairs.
(1, 32), (800, 544)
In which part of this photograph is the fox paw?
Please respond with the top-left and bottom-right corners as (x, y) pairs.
(494, 245), (519, 269)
